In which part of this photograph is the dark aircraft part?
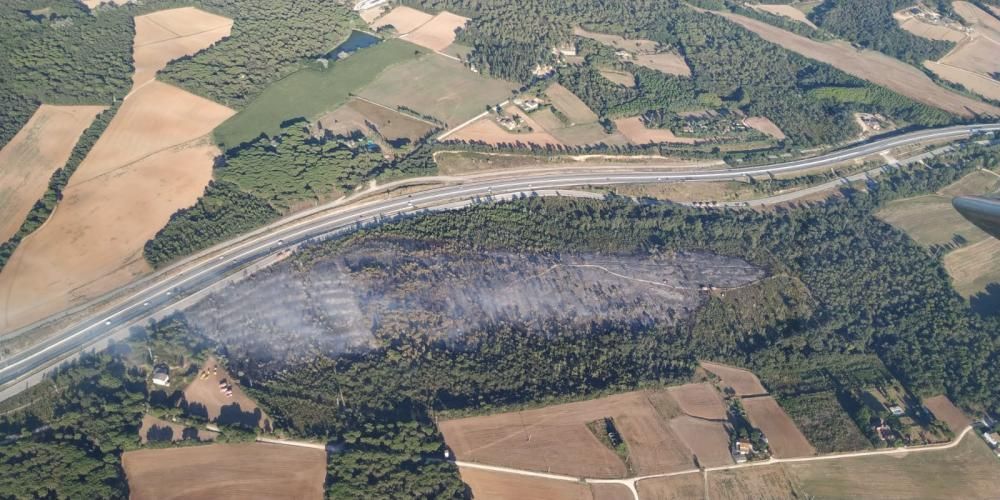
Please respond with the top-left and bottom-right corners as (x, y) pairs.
(953, 196), (1000, 240)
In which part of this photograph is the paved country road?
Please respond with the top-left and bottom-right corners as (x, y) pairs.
(1, 123), (998, 401)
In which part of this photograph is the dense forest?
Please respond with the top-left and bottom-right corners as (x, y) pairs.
(808, 0), (954, 66)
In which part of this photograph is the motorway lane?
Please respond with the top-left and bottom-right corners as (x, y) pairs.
(1, 123), (998, 395)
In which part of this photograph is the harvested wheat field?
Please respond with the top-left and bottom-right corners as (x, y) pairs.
(700, 361), (768, 397)
(668, 416), (734, 467)
(123, 443), (327, 500)
(923, 395), (971, 433)
(742, 396), (815, 458)
(668, 382), (728, 420)
(788, 434), (1000, 499)
(944, 237), (1000, 296)
(183, 357), (271, 430)
(317, 97), (437, 143)
(925, 61), (1000, 100)
(459, 467), (630, 500)
(953, 1), (1000, 39)
(138, 414), (217, 444)
(448, 117), (562, 147)
(133, 8), (233, 88)
(440, 389), (713, 478)
(936, 37), (1000, 80)
(716, 11), (1000, 118)
(371, 5), (434, 34)
(636, 472), (704, 500)
(546, 83), (599, 124)
(615, 117), (698, 144)
(358, 5), (387, 24)
(743, 116), (786, 140)
(753, 4), (818, 28)
(707, 464), (803, 499)
(80, 0), (130, 9)
(0, 104), (104, 242)
(405, 11), (469, 52)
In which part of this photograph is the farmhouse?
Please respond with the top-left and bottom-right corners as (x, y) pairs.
(513, 97), (541, 112)
(732, 438), (754, 463)
(152, 366), (170, 387)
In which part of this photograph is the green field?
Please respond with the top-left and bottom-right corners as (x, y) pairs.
(357, 53), (516, 127)
(214, 39), (427, 147)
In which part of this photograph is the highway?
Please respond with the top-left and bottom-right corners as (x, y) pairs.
(1, 122), (998, 400)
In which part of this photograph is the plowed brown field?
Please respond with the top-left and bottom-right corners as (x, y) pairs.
(668, 382), (728, 420)
(923, 395), (971, 433)
(459, 467), (631, 500)
(122, 443), (326, 499)
(615, 117), (698, 144)
(743, 396), (815, 458)
(700, 361), (768, 396)
(133, 8), (233, 88)
(0, 105), (104, 242)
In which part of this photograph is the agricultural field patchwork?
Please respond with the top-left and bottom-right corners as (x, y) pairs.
(317, 97), (438, 146)
(574, 27), (691, 76)
(371, 5), (434, 34)
(0, 105), (104, 242)
(132, 7), (233, 89)
(403, 11), (469, 52)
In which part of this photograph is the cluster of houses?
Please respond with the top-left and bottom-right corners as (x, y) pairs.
(980, 416), (1000, 458)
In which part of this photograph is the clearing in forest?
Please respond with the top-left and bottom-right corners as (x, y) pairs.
(615, 116), (699, 145)
(922, 395), (971, 434)
(403, 11), (469, 52)
(715, 11), (1000, 118)
(752, 3), (818, 28)
(458, 467), (631, 500)
(742, 396), (816, 458)
(0, 8), (234, 332)
(0, 104), (104, 242)
(574, 26), (691, 76)
(742, 116), (786, 140)
(80, 0), (130, 9)
(358, 52), (517, 127)
(182, 357), (271, 430)
(545, 83), (599, 124)
(700, 361), (767, 396)
(370, 5), (434, 34)
(599, 68), (636, 87)
(122, 443), (327, 499)
(943, 237), (1000, 297)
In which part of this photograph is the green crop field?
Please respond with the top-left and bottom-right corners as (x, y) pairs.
(214, 39), (427, 147)
(357, 53), (516, 128)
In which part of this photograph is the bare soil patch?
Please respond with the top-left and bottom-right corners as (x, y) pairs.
(716, 11), (1000, 117)
(317, 97), (436, 143)
(0, 105), (104, 242)
(615, 117), (698, 144)
(944, 237), (1000, 296)
(122, 443), (326, 499)
(545, 83), (600, 124)
(636, 472), (704, 499)
(708, 464), (802, 499)
(574, 26), (659, 52)
(370, 5), (434, 34)
(599, 68), (636, 87)
(923, 395), (971, 433)
(753, 4), (818, 29)
(182, 356), (271, 430)
(405, 11), (469, 52)
(896, 16), (968, 42)
(668, 416), (734, 467)
(630, 53), (692, 77)
(358, 5), (387, 24)
(448, 116), (562, 147)
(590, 483), (633, 500)
(133, 7), (233, 88)
(138, 414), (217, 443)
(742, 396), (815, 458)
(459, 467), (614, 500)
(742, 116), (786, 140)
(80, 0), (130, 9)
(700, 361), (767, 396)
(667, 382), (728, 420)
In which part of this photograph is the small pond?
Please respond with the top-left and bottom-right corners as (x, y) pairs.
(327, 30), (381, 59)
